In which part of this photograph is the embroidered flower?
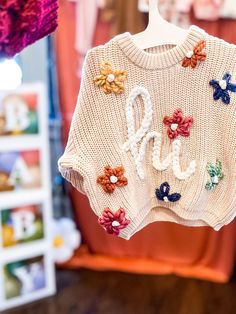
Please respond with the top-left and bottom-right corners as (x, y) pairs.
(209, 73), (236, 105)
(97, 165), (128, 193)
(98, 208), (130, 235)
(155, 182), (181, 202)
(94, 61), (127, 94)
(205, 160), (224, 191)
(182, 40), (206, 68)
(163, 108), (194, 140)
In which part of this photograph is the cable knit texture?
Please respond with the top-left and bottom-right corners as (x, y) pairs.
(58, 25), (236, 240)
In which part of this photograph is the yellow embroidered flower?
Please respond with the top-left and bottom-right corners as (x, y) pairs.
(94, 61), (127, 94)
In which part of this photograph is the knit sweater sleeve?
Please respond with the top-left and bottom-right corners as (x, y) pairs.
(58, 50), (95, 195)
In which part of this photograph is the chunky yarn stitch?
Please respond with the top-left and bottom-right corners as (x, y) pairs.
(155, 182), (181, 203)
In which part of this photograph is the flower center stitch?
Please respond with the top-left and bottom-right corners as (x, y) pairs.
(110, 175), (118, 183)
(163, 196), (169, 202)
(107, 73), (115, 83)
(186, 50), (194, 58)
(170, 123), (178, 131)
(212, 176), (219, 184)
(112, 220), (121, 227)
(53, 235), (64, 248)
(219, 79), (227, 90)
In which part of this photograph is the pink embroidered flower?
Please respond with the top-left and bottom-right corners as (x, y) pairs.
(98, 208), (130, 236)
(163, 108), (194, 139)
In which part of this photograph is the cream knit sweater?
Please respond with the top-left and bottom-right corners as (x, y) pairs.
(58, 25), (236, 240)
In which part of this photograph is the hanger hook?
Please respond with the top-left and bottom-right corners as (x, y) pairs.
(149, 0), (159, 11)
(148, 0), (160, 19)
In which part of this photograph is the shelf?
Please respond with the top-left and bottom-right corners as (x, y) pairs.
(0, 189), (50, 208)
(0, 287), (56, 312)
(0, 248), (56, 311)
(0, 82), (56, 310)
(0, 240), (51, 263)
(0, 135), (44, 151)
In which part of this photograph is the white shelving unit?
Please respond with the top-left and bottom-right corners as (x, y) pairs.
(0, 83), (56, 311)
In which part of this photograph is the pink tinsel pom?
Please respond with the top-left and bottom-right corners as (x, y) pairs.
(0, 0), (58, 58)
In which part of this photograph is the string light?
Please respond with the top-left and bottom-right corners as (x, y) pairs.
(0, 59), (22, 91)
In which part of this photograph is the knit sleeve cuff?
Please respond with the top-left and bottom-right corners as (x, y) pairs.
(58, 155), (86, 195)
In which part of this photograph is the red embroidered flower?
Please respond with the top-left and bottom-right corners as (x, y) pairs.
(182, 40), (206, 69)
(98, 208), (130, 236)
(97, 165), (128, 193)
(163, 109), (194, 139)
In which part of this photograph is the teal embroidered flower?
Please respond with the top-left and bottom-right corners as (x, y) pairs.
(205, 160), (224, 191)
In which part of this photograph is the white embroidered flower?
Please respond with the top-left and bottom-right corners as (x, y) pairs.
(52, 218), (81, 264)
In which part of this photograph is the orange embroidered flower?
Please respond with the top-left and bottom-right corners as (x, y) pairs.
(97, 165), (128, 193)
(182, 40), (206, 69)
(94, 61), (127, 94)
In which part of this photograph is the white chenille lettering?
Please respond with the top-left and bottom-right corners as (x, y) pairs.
(122, 86), (196, 180)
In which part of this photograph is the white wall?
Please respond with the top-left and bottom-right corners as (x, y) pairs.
(20, 38), (48, 85)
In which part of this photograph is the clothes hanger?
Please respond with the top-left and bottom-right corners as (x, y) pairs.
(132, 0), (189, 49)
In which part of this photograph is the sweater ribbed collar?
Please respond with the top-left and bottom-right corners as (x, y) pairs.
(114, 25), (207, 70)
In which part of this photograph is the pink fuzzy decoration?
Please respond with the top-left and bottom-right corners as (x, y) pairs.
(0, 0), (58, 58)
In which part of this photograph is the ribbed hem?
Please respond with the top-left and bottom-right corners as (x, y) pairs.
(119, 197), (236, 240)
(114, 25), (206, 70)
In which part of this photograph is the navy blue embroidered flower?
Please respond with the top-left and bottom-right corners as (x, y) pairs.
(209, 73), (236, 105)
(155, 182), (181, 203)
